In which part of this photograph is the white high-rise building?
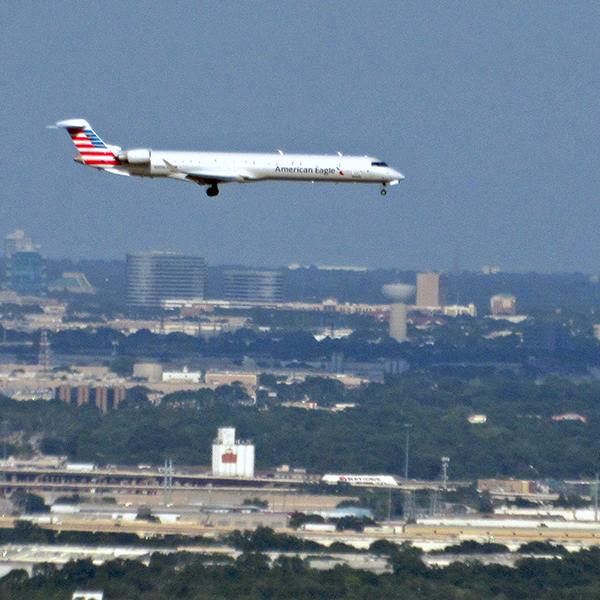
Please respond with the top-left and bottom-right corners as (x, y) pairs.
(126, 251), (207, 307)
(212, 427), (255, 478)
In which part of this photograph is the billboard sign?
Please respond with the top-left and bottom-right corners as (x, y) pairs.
(322, 474), (398, 487)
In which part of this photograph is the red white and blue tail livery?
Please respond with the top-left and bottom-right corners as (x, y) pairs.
(51, 118), (404, 196)
(51, 119), (122, 169)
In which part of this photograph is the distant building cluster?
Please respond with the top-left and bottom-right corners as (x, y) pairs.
(490, 293), (517, 316)
(3, 230), (94, 297)
(386, 272), (477, 342)
(0, 229), (533, 355)
(57, 385), (127, 414)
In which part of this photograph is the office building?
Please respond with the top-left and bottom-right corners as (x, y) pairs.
(7, 251), (46, 296)
(4, 230), (46, 296)
(223, 269), (283, 302)
(416, 272), (447, 308)
(126, 252), (207, 307)
(490, 294), (517, 316)
(212, 427), (255, 478)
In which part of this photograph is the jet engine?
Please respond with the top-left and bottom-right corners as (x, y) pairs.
(118, 149), (151, 164)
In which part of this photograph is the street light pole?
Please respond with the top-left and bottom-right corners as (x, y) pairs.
(595, 472), (599, 522)
(404, 424), (412, 480)
(1, 420), (7, 465)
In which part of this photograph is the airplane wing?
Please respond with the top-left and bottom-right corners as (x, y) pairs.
(163, 159), (250, 184)
(184, 170), (245, 184)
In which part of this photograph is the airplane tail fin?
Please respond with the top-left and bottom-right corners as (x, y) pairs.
(50, 119), (121, 167)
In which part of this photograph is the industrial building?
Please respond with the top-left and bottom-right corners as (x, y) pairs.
(47, 272), (95, 294)
(490, 293), (517, 316)
(223, 269), (283, 302)
(212, 427), (255, 478)
(126, 251), (207, 307)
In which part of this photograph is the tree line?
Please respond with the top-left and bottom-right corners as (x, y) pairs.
(5, 540), (600, 600)
(3, 374), (600, 479)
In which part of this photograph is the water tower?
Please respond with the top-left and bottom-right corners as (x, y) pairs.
(382, 284), (415, 342)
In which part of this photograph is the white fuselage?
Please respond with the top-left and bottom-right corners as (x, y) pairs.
(54, 118), (403, 195)
(119, 150), (403, 185)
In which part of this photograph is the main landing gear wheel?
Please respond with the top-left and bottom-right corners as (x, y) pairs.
(380, 188), (387, 196)
(206, 184), (219, 197)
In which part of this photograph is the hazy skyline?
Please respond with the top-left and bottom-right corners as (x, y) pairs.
(2, 2), (599, 272)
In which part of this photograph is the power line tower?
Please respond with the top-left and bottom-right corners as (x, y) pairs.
(441, 457), (450, 490)
(402, 490), (416, 521)
(38, 330), (51, 372)
(430, 489), (442, 517)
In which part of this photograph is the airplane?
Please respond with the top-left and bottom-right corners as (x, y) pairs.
(50, 119), (404, 196)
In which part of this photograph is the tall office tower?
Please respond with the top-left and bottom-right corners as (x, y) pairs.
(5, 230), (46, 296)
(490, 293), (517, 316)
(126, 251), (207, 307)
(223, 269), (283, 302)
(4, 229), (39, 258)
(416, 272), (447, 308)
(7, 252), (46, 296)
(389, 303), (408, 342)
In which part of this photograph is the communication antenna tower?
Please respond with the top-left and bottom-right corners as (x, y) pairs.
(38, 330), (51, 371)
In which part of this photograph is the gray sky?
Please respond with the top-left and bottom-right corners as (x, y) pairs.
(1, 1), (599, 272)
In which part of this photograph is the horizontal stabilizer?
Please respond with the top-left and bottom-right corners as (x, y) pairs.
(103, 168), (131, 176)
(49, 119), (92, 130)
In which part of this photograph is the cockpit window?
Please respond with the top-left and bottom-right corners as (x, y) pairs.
(371, 161), (388, 167)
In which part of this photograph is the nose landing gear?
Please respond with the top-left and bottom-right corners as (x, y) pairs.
(380, 186), (387, 196)
(206, 184), (219, 197)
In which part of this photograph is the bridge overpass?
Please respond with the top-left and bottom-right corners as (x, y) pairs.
(0, 465), (469, 497)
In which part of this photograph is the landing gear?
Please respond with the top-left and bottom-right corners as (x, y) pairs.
(380, 187), (387, 196)
(206, 184), (219, 197)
